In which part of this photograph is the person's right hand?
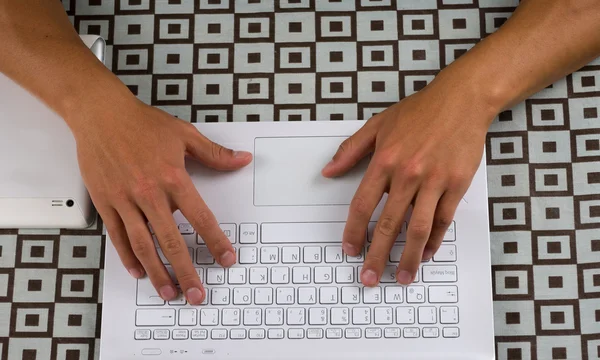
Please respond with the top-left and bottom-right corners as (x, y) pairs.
(70, 95), (252, 305)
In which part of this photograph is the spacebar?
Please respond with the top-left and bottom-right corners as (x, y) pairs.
(261, 222), (348, 243)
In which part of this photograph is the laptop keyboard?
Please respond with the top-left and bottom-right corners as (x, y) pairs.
(134, 221), (460, 341)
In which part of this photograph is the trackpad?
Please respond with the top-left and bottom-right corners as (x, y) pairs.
(254, 137), (369, 206)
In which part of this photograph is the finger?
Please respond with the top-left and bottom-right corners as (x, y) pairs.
(397, 186), (443, 285)
(99, 204), (144, 278)
(362, 181), (416, 287)
(321, 118), (379, 178)
(117, 203), (178, 301)
(172, 174), (236, 268)
(184, 127), (252, 171)
(140, 192), (206, 306)
(423, 190), (463, 259)
(342, 165), (387, 258)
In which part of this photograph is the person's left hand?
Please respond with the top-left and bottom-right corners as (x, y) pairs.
(321, 75), (497, 287)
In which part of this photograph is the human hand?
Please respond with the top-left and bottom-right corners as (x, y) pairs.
(322, 75), (497, 286)
(70, 96), (251, 304)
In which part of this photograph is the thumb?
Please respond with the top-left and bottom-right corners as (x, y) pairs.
(186, 132), (252, 171)
(321, 119), (378, 178)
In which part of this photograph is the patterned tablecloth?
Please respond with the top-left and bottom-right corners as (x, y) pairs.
(0, 0), (599, 359)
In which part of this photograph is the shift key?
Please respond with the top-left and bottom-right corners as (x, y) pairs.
(422, 265), (457, 283)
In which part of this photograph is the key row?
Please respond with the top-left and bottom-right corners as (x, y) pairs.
(134, 326), (460, 341)
(135, 306), (459, 327)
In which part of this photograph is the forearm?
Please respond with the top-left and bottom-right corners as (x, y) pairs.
(437, 0), (600, 117)
(0, 0), (134, 134)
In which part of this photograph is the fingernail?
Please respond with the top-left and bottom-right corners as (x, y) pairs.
(233, 151), (251, 158)
(422, 249), (433, 261)
(342, 243), (356, 255)
(220, 251), (236, 267)
(186, 287), (204, 305)
(128, 268), (143, 278)
(159, 285), (177, 300)
(397, 270), (412, 285)
(361, 269), (378, 286)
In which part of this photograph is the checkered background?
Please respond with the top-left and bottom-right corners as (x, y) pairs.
(0, 0), (599, 359)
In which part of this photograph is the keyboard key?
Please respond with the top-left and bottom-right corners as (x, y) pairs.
(335, 266), (354, 283)
(423, 327), (439, 338)
(271, 267), (289, 284)
(288, 328), (304, 339)
(282, 247), (301, 263)
(178, 309), (197, 326)
(206, 268), (225, 285)
(443, 222), (456, 241)
(231, 329), (246, 339)
(374, 307), (393, 325)
(428, 285), (458, 303)
(173, 329), (188, 340)
(222, 308), (240, 326)
(250, 267), (268, 284)
(385, 286), (403, 303)
(345, 328), (361, 339)
(326, 328), (343, 339)
(195, 247), (215, 264)
(319, 287), (338, 304)
(422, 265), (457, 283)
(135, 309), (175, 326)
(314, 266), (333, 284)
(433, 245), (456, 262)
(168, 291), (186, 306)
(330, 307), (349, 325)
(233, 287), (252, 305)
(352, 307), (371, 325)
(239, 223), (258, 244)
(261, 222), (347, 244)
(380, 266), (397, 283)
(309, 307), (327, 325)
(325, 246), (343, 263)
(153, 329), (169, 340)
(243, 308), (262, 326)
(134, 329), (151, 340)
(228, 268), (246, 285)
(212, 329), (228, 340)
(287, 308), (305, 325)
(363, 287), (382, 304)
(268, 328), (284, 339)
(261, 247), (279, 264)
(384, 327), (401, 338)
(220, 223), (236, 244)
(249, 328), (265, 339)
(341, 286), (360, 304)
(346, 250), (364, 263)
(307, 328), (323, 339)
(265, 308), (284, 325)
(298, 287), (317, 304)
(178, 223), (194, 234)
(136, 277), (165, 306)
(365, 328), (382, 339)
(211, 288), (230, 305)
(254, 287), (273, 305)
(418, 306), (437, 324)
(200, 309), (219, 326)
(303, 246), (322, 263)
(276, 287), (295, 305)
(407, 286), (425, 303)
(396, 306), (415, 324)
(239, 247), (258, 264)
(293, 267), (311, 284)
(191, 329), (208, 340)
(440, 306), (459, 324)
(404, 327), (420, 338)
(443, 327), (460, 338)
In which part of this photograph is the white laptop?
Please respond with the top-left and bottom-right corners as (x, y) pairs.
(100, 121), (495, 359)
(0, 35), (104, 229)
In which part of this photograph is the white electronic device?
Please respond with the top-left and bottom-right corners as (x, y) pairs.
(0, 35), (104, 229)
(100, 121), (495, 359)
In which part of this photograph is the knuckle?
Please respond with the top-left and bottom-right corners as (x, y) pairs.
(161, 235), (184, 256)
(366, 252), (388, 266)
(434, 216), (453, 230)
(373, 150), (396, 172)
(408, 222), (431, 240)
(130, 235), (150, 257)
(376, 216), (401, 237)
(162, 167), (187, 194)
(132, 180), (160, 205)
(447, 173), (469, 190)
(402, 159), (425, 181)
(338, 138), (353, 154)
(350, 196), (371, 219)
(191, 209), (212, 231)
(211, 142), (230, 160)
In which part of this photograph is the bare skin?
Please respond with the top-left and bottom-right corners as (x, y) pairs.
(1, 0), (599, 304)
